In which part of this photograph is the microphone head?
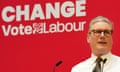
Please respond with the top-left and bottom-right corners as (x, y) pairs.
(55, 60), (62, 67)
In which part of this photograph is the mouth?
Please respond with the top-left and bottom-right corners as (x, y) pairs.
(98, 41), (107, 44)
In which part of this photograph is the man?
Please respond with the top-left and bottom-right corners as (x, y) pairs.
(71, 16), (120, 72)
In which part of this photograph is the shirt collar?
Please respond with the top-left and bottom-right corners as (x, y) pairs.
(90, 52), (112, 65)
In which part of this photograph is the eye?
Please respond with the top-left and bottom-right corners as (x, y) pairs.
(96, 30), (102, 34)
(90, 29), (113, 37)
(104, 30), (112, 34)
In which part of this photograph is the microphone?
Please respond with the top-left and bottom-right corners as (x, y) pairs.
(53, 60), (62, 72)
(101, 58), (107, 72)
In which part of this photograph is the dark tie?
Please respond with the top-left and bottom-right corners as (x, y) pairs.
(93, 57), (103, 72)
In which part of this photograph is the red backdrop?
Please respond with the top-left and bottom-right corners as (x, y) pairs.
(0, 0), (120, 72)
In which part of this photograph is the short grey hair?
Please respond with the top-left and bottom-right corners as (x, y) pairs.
(88, 16), (113, 32)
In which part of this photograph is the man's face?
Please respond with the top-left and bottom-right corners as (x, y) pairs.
(87, 21), (113, 56)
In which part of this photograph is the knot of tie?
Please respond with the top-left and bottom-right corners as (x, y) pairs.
(96, 57), (103, 63)
(93, 57), (103, 72)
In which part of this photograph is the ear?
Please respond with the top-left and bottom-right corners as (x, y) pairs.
(111, 37), (113, 45)
(87, 33), (90, 43)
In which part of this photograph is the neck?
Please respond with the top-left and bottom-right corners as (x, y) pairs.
(94, 53), (108, 57)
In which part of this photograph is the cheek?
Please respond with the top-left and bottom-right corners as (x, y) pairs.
(107, 38), (113, 47)
(88, 37), (97, 47)
(89, 37), (97, 43)
(107, 37), (113, 44)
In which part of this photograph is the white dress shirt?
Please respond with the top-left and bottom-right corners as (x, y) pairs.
(71, 52), (120, 72)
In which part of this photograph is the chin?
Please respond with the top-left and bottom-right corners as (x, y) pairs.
(98, 51), (106, 55)
(97, 45), (107, 49)
(96, 47), (107, 54)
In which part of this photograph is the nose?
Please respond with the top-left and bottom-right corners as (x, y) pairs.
(100, 32), (105, 37)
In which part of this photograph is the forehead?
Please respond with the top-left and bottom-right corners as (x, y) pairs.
(91, 21), (112, 30)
